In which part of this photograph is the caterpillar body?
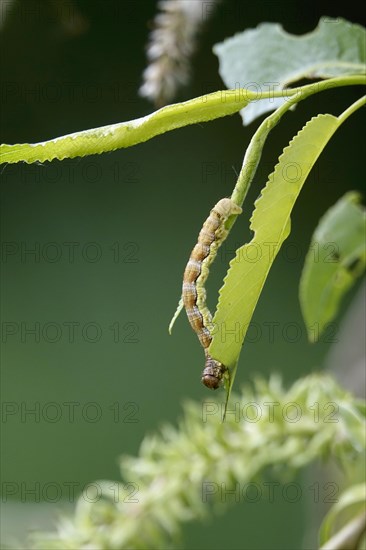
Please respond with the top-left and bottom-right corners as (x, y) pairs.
(181, 198), (242, 389)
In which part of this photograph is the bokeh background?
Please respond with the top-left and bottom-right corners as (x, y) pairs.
(1, 0), (364, 548)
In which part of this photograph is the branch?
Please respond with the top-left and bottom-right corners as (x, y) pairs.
(320, 511), (366, 550)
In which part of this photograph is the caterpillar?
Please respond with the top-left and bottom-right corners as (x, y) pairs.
(177, 198), (242, 389)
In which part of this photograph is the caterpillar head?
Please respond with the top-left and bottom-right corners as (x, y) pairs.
(202, 354), (226, 389)
(214, 198), (242, 219)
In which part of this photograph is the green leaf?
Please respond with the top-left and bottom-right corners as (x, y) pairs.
(0, 90), (250, 164)
(214, 17), (366, 125)
(1, 76), (364, 165)
(209, 114), (339, 381)
(319, 483), (366, 546)
(300, 192), (366, 342)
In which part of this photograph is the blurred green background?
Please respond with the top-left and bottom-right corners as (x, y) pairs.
(1, 0), (364, 548)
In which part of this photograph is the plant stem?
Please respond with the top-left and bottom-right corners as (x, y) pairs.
(338, 95), (366, 124)
(230, 81), (365, 210)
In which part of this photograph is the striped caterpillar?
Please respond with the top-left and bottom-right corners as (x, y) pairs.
(170, 198), (242, 389)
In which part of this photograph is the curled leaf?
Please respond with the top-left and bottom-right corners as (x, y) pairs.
(300, 192), (366, 342)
